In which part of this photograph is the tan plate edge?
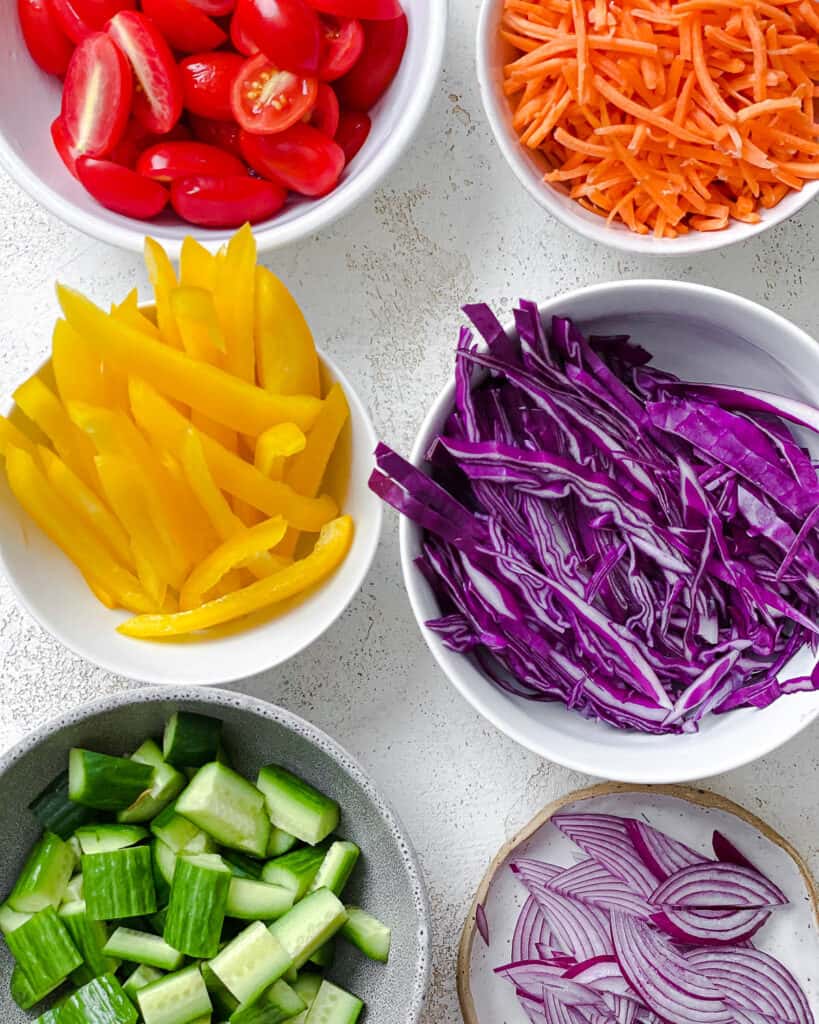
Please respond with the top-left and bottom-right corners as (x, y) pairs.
(457, 781), (819, 1024)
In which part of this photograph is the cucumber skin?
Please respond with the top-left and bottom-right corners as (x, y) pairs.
(340, 906), (391, 963)
(164, 856), (230, 958)
(9, 832), (75, 913)
(131, 740), (165, 768)
(163, 712), (223, 768)
(59, 900), (120, 982)
(261, 847), (327, 902)
(28, 770), (96, 839)
(267, 828), (299, 859)
(303, 981), (363, 1024)
(222, 851), (263, 880)
(69, 749), (155, 812)
(308, 842), (360, 898)
(256, 766), (339, 847)
(6, 906), (83, 993)
(10, 962), (61, 1011)
(117, 762), (186, 824)
(34, 1009), (62, 1024)
(60, 973), (138, 1024)
(75, 825), (149, 855)
(225, 878), (294, 922)
(83, 847), (157, 921)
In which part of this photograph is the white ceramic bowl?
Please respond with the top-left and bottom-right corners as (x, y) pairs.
(0, 0), (447, 257)
(0, 347), (382, 685)
(476, 0), (819, 257)
(400, 280), (819, 783)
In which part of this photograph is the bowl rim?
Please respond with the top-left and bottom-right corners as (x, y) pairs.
(398, 278), (819, 781)
(474, 0), (819, 257)
(0, 339), (383, 686)
(0, 684), (432, 1021)
(0, 0), (448, 257)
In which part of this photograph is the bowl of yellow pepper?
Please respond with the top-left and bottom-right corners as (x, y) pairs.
(0, 227), (382, 686)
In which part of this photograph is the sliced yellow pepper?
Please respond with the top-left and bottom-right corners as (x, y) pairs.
(129, 379), (338, 532)
(254, 266), (320, 397)
(192, 411), (238, 453)
(52, 320), (108, 408)
(180, 515), (288, 611)
(0, 416), (37, 457)
(5, 446), (154, 613)
(170, 286), (226, 365)
(180, 237), (216, 291)
(255, 423), (306, 479)
(83, 574), (118, 609)
(215, 224), (256, 383)
(112, 289), (162, 340)
(144, 237), (183, 348)
(119, 515), (353, 637)
(57, 285), (322, 436)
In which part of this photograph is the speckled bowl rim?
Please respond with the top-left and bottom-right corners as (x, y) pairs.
(0, 685), (432, 1021)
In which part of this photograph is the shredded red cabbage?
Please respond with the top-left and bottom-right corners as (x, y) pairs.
(370, 304), (819, 733)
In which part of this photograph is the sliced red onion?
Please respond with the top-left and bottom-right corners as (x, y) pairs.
(534, 944), (576, 967)
(512, 894), (552, 963)
(564, 955), (639, 999)
(515, 874), (614, 960)
(476, 902), (490, 946)
(551, 814), (659, 896)
(551, 859), (654, 917)
(651, 862), (787, 909)
(495, 959), (571, 988)
(651, 906), (770, 944)
(712, 830), (761, 873)
(606, 993), (643, 1024)
(544, 990), (587, 1024)
(512, 858), (564, 888)
(497, 962), (609, 1007)
(626, 820), (705, 881)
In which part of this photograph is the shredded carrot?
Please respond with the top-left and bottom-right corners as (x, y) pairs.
(501, 0), (819, 235)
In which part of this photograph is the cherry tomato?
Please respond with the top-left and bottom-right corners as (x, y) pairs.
(77, 155), (169, 217)
(141, 0), (227, 54)
(235, 0), (321, 75)
(334, 108), (369, 161)
(61, 33), (132, 161)
(188, 114), (244, 157)
(336, 13), (406, 111)
(308, 83), (339, 137)
(171, 174), (286, 226)
(108, 12), (183, 135)
(229, 3), (259, 54)
(51, 116), (82, 177)
(50, 0), (133, 42)
(180, 51), (244, 121)
(17, 0), (74, 76)
(137, 140), (246, 181)
(308, 0), (402, 19)
(317, 15), (363, 81)
(231, 53), (318, 135)
(108, 117), (192, 167)
(240, 123), (344, 195)
(187, 0), (235, 14)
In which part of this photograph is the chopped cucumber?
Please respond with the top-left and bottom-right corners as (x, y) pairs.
(164, 854), (231, 958)
(308, 939), (335, 969)
(266, 828), (299, 859)
(154, 839), (178, 886)
(68, 834), (83, 865)
(0, 901), (32, 935)
(60, 973), (138, 1024)
(256, 767), (339, 847)
(292, 972), (323, 1008)
(222, 851), (263, 880)
(118, 762), (187, 824)
(230, 979), (306, 1024)
(261, 847), (327, 902)
(83, 847), (156, 920)
(163, 712), (223, 768)
(10, 961), (61, 1010)
(34, 1008), (62, 1023)
(64, 873), (84, 903)
(132, 739), (165, 768)
(149, 907), (169, 937)
(75, 825), (149, 855)
(29, 770), (96, 839)
(69, 749), (154, 812)
(6, 905), (83, 994)
(303, 981), (362, 1024)
(201, 961), (239, 1019)
(268, 889), (347, 970)
(123, 963), (165, 1000)
(339, 907), (391, 963)
(137, 965), (212, 1024)
(226, 878), (294, 922)
(208, 921), (292, 1005)
(9, 831), (75, 912)
(152, 805), (216, 855)
(103, 927), (185, 970)
(307, 842), (359, 898)
(176, 763), (270, 857)
(59, 899), (120, 982)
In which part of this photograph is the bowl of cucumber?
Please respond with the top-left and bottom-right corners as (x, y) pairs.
(0, 687), (430, 1023)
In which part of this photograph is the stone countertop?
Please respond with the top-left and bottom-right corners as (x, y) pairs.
(1, 3), (818, 1020)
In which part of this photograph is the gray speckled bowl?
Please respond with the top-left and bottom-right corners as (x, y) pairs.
(0, 687), (431, 1022)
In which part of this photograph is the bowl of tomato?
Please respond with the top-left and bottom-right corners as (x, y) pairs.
(0, 0), (446, 254)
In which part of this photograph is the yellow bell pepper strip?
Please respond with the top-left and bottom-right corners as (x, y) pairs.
(144, 237), (183, 349)
(83, 574), (118, 609)
(180, 237), (216, 291)
(112, 289), (162, 340)
(154, 448), (220, 562)
(57, 285), (322, 436)
(255, 423), (306, 479)
(0, 416), (37, 457)
(52, 320), (109, 408)
(118, 515), (353, 638)
(131, 542), (167, 610)
(129, 379), (338, 532)
(254, 266), (320, 397)
(39, 446), (135, 570)
(180, 515), (288, 610)
(170, 286), (227, 364)
(13, 375), (100, 494)
(5, 446), (154, 613)
(192, 411), (238, 452)
(215, 224), (256, 384)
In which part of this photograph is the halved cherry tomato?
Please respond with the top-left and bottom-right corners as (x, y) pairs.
(77, 156), (169, 217)
(180, 51), (244, 121)
(50, 0), (134, 42)
(187, 0), (235, 14)
(308, 83), (339, 137)
(108, 117), (192, 167)
(61, 33), (132, 161)
(318, 15), (363, 81)
(52, 116), (82, 177)
(231, 53), (317, 135)
(229, 3), (259, 54)
(17, 0), (74, 75)
(141, 0), (226, 54)
(171, 174), (286, 226)
(235, 0), (321, 75)
(188, 113), (244, 157)
(240, 123), (344, 195)
(334, 108), (369, 161)
(336, 13), (406, 110)
(308, 0), (402, 19)
(108, 12), (183, 134)
(138, 140), (246, 181)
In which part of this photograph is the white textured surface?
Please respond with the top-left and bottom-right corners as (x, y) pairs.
(1, 5), (819, 1020)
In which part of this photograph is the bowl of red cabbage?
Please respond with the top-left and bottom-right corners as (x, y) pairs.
(371, 280), (819, 781)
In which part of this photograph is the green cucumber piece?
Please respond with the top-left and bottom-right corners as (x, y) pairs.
(256, 767), (339, 847)
(69, 749), (154, 811)
(9, 831), (75, 912)
(229, 979), (305, 1024)
(201, 961), (240, 1019)
(222, 852), (263, 880)
(261, 847), (327, 902)
(151, 805), (216, 855)
(266, 829), (298, 859)
(123, 963), (165, 1000)
(268, 889), (347, 970)
(68, 834), (83, 865)
(34, 1008), (62, 1023)
(164, 853), (231, 958)
(6, 905), (82, 993)
(83, 847), (156, 920)
(308, 939), (334, 969)
(29, 770), (96, 839)
(137, 965), (212, 1024)
(225, 878), (294, 921)
(208, 921), (292, 1005)
(307, 842), (359, 898)
(118, 762), (187, 824)
(0, 901), (32, 934)
(149, 906), (169, 936)
(60, 974), (138, 1024)
(163, 712), (223, 768)
(303, 981), (362, 1024)
(59, 899), (120, 982)
(154, 839), (178, 885)
(292, 972), (322, 1008)
(176, 763), (269, 857)
(75, 825), (149, 855)
(339, 906), (391, 962)
(103, 927), (184, 970)
(132, 739), (165, 767)
(10, 961), (61, 1010)
(64, 873), (84, 903)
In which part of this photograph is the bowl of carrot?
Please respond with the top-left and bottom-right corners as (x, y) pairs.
(477, 0), (819, 253)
